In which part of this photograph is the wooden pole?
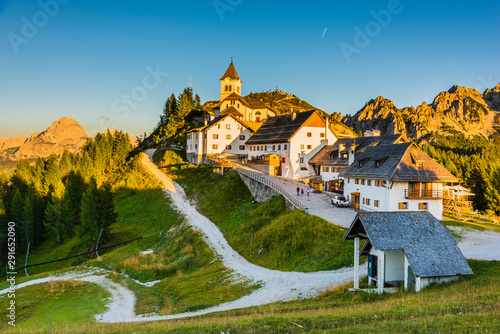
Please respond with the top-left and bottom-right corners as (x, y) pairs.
(354, 237), (359, 290)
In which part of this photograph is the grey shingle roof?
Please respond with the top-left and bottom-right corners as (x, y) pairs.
(245, 110), (318, 145)
(344, 211), (473, 278)
(310, 135), (405, 166)
(338, 142), (458, 182)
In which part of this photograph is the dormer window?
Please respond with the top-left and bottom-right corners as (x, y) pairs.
(415, 160), (426, 168)
(374, 157), (388, 168)
(358, 158), (370, 167)
(339, 144), (345, 151)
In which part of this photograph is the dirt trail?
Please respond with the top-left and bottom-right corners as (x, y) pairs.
(0, 151), (360, 324)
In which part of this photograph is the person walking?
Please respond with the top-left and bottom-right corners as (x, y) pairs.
(307, 187), (310, 197)
(301, 188), (304, 196)
(297, 187), (300, 196)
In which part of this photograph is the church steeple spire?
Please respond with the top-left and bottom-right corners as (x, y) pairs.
(220, 59), (242, 101)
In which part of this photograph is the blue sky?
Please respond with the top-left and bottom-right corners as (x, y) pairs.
(1, 0), (499, 138)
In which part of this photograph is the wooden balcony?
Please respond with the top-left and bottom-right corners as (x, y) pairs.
(404, 189), (453, 199)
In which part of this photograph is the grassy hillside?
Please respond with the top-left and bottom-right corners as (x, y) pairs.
(0, 153), (258, 331)
(3, 259), (498, 333)
(159, 153), (355, 272)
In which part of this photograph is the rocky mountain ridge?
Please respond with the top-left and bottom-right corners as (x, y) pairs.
(0, 117), (89, 161)
(344, 83), (500, 139)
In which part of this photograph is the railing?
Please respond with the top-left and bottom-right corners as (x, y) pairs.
(231, 163), (307, 211)
(404, 189), (453, 199)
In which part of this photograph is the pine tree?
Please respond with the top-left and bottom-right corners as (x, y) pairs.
(9, 188), (24, 225)
(79, 181), (117, 247)
(194, 94), (202, 110)
(20, 194), (35, 249)
(43, 180), (65, 243)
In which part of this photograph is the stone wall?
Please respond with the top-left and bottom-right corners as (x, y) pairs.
(239, 174), (297, 210)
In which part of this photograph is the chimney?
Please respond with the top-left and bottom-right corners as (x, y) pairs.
(348, 143), (356, 165)
(348, 148), (355, 166)
(291, 108), (296, 121)
(364, 130), (381, 137)
(204, 118), (208, 126)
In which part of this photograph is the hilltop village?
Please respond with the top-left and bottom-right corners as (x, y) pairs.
(186, 61), (461, 221)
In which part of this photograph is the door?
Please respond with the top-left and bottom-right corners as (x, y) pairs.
(351, 193), (360, 210)
(408, 266), (416, 291)
(368, 254), (378, 278)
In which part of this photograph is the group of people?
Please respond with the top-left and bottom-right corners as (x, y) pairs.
(296, 186), (311, 197)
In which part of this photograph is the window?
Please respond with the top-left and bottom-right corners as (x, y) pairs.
(261, 146), (264, 151)
(399, 202), (408, 210)
(374, 200), (379, 208)
(273, 145), (275, 150)
(239, 145), (245, 150)
(307, 132), (312, 137)
(226, 134), (232, 140)
(195, 134), (198, 139)
(366, 199), (371, 206)
(237, 104), (240, 108)
(187, 134), (191, 139)
(218, 124), (221, 129)
(415, 160), (426, 168)
(225, 85), (228, 91)
(300, 157), (304, 163)
(278, 144), (281, 150)
(361, 179), (365, 185)
(375, 158), (387, 168)
(355, 179), (359, 184)
(300, 144), (305, 150)
(229, 85), (232, 91)
(307, 145), (312, 149)
(250, 146), (253, 151)
(375, 180), (380, 187)
(239, 135), (245, 140)
(362, 198), (365, 205)
(419, 202), (429, 210)
(381, 181), (386, 187)
(237, 86), (240, 93)
(320, 133), (325, 138)
(226, 145), (232, 150)
(323, 167), (329, 172)
(226, 124), (231, 129)
(212, 134), (219, 139)
(284, 144), (288, 150)
(213, 144), (218, 149)
(367, 180), (372, 186)
(337, 167), (342, 172)
(255, 111), (261, 122)
(195, 144), (197, 149)
(226, 104), (229, 109)
(231, 100), (235, 105)
(257, 146), (260, 151)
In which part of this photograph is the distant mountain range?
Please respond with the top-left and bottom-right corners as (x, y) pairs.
(343, 83), (500, 139)
(0, 117), (138, 162)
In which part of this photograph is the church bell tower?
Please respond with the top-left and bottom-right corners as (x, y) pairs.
(220, 59), (242, 101)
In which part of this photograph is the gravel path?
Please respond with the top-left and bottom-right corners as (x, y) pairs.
(0, 151), (361, 324)
(448, 226), (500, 260)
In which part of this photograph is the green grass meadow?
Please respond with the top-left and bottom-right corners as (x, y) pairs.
(1, 151), (499, 333)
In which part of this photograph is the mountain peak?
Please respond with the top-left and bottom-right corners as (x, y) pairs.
(0, 117), (89, 161)
(344, 83), (500, 139)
